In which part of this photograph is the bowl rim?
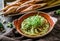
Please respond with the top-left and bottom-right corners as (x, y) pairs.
(13, 11), (55, 38)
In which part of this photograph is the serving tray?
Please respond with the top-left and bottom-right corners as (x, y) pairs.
(0, 0), (59, 35)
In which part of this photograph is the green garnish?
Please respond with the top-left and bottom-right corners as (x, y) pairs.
(0, 22), (4, 31)
(7, 22), (13, 28)
(0, 22), (3, 28)
(21, 15), (50, 36)
(55, 9), (60, 15)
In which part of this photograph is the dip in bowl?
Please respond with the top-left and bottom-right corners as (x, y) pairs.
(13, 11), (54, 38)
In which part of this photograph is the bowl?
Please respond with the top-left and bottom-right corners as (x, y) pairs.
(13, 11), (55, 38)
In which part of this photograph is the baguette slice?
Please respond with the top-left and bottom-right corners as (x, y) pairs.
(21, 3), (46, 12)
(16, 4), (33, 13)
(3, 6), (19, 16)
(20, 0), (43, 6)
